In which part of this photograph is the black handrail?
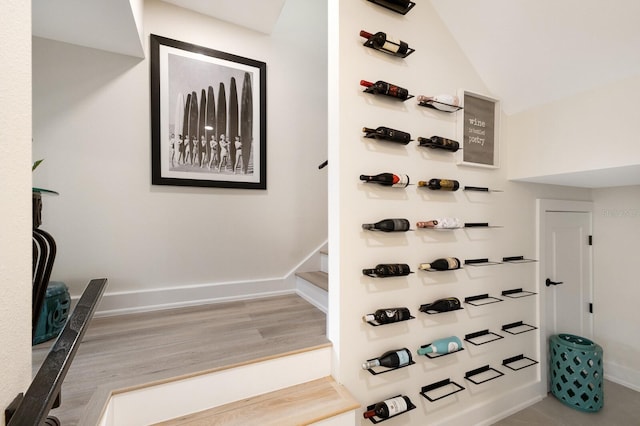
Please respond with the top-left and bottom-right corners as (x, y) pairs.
(6, 278), (107, 426)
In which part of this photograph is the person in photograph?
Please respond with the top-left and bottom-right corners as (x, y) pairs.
(191, 135), (198, 166)
(199, 135), (207, 168)
(233, 136), (243, 174)
(185, 135), (192, 165)
(218, 134), (229, 172)
(209, 134), (218, 170)
(169, 133), (176, 168)
(178, 134), (186, 165)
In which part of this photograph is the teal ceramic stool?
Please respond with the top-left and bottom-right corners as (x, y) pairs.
(33, 281), (70, 345)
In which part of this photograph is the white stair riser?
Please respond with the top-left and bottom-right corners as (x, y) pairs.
(296, 277), (328, 314)
(320, 252), (329, 274)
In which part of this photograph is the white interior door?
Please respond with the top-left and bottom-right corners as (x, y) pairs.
(544, 211), (593, 339)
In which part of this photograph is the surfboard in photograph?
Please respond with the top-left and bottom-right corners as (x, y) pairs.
(240, 72), (253, 174)
(198, 88), (207, 167)
(182, 93), (191, 165)
(189, 91), (198, 165)
(206, 86), (216, 165)
(217, 82), (227, 172)
(173, 92), (184, 168)
(228, 77), (239, 168)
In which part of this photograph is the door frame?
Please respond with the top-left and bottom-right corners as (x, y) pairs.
(536, 199), (593, 394)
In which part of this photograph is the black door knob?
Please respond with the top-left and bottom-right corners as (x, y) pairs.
(546, 278), (564, 287)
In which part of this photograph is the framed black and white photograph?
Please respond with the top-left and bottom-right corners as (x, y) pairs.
(456, 89), (500, 169)
(150, 34), (266, 189)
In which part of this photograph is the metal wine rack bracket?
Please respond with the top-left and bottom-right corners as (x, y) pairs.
(417, 99), (463, 113)
(418, 345), (464, 359)
(365, 360), (415, 376)
(367, 0), (415, 15)
(464, 365), (504, 385)
(501, 320), (538, 335)
(363, 86), (414, 101)
(501, 288), (537, 299)
(420, 378), (466, 402)
(365, 315), (415, 327)
(365, 395), (416, 424)
(464, 329), (504, 346)
(502, 255), (538, 263)
(363, 39), (415, 58)
(464, 258), (503, 267)
(502, 354), (539, 372)
(464, 294), (504, 306)
(463, 186), (503, 192)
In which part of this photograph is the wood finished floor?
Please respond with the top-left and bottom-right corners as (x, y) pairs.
(32, 294), (328, 426)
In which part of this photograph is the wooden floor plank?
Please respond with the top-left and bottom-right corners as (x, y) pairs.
(32, 294), (328, 426)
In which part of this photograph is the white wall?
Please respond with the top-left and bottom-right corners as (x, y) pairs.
(32, 0), (328, 313)
(592, 185), (640, 390)
(507, 73), (640, 184)
(329, 1), (592, 424)
(0, 0), (32, 422)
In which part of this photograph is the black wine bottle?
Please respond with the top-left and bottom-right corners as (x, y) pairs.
(360, 30), (410, 56)
(361, 79), (410, 100)
(362, 126), (411, 144)
(362, 218), (410, 232)
(418, 178), (460, 191)
(362, 348), (412, 370)
(360, 173), (409, 188)
(362, 264), (412, 278)
(363, 307), (411, 324)
(419, 257), (461, 271)
(363, 395), (412, 419)
(419, 297), (461, 313)
(417, 136), (460, 152)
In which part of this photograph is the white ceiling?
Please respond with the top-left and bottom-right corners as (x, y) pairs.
(429, 0), (640, 115)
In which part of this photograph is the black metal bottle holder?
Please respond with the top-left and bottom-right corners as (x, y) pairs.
(464, 329), (504, 346)
(362, 127), (413, 144)
(463, 186), (503, 192)
(363, 38), (415, 58)
(367, 0), (416, 15)
(464, 258), (503, 267)
(418, 305), (463, 315)
(502, 354), (539, 371)
(501, 320), (538, 335)
(464, 294), (504, 307)
(420, 378), (466, 402)
(502, 255), (538, 264)
(417, 98), (463, 113)
(464, 365), (504, 385)
(365, 315), (415, 327)
(502, 288), (537, 299)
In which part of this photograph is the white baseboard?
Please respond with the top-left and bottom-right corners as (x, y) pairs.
(604, 361), (640, 392)
(88, 277), (296, 317)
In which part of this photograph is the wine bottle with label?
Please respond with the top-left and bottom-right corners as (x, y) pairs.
(419, 297), (462, 313)
(417, 94), (461, 112)
(418, 136), (460, 152)
(362, 218), (410, 232)
(361, 79), (412, 100)
(417, 336), (463, 356)
(363, 307), (411, 324)
(416, 218), (462, 229)
(363, 395), (413, 419)
(362, 348), (412, 370)
(418, 179), (460, 191)
(360, 173), (409, 188)
(360, 30), (413, 57)
(362, 263), (412, 278)
(362, 126), (411, 145)
(419, 257), (461, 271)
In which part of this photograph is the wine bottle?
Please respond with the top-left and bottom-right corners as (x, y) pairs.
(419, 257), (461, 271)
(362, 348), (412, 370)
(418, 179), (460, 191)
(416, 218), (461, 229)
(363, 307), (411, 324)
(362, 126), (411, 145)
(360, 173), (409, 188)
(417, 336), (463, 356)
(417, 136), (460, 152)
(363, 395), (412, 419)
(362, 218), (410, 232)
(360, 30), (410, 56)
(362, 264), (412, 278)
(419, 297), (461, 313)
(361, 79), (410, 100)
(417, 94), (460, 112)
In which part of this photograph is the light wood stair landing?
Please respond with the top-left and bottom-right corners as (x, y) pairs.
(154, 376), (359, 426)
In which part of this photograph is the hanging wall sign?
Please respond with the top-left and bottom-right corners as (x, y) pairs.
(457, 90), (500, 168)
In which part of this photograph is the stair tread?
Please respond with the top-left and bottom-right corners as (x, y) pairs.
(153, 376), (359, 425)
(296, 271), (328, 292)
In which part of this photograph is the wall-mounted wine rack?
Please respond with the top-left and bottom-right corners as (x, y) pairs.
(464, 365), (504, 385)
(464, 294), (504, 306)
(501, 321), (538, 335)
(464, 329), (504, 346)
(502, 354), (539, 371)
(367, 0), (415, 15)
(364, 395), (416, 424)
(420, 379), (465, 402)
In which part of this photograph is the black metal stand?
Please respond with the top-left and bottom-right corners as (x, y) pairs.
(420, 378), (465, 402)
(367, 0), (415, 15)
(502, 354), (539, 371)
(464, 365), (504, 385)
(464, 294), (504, 307)
(464, 329), (504, 346)
(501, 320), (538, 335)
(502, 288), (537, 299)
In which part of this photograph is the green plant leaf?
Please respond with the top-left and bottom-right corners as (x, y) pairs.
(32, 159), (44, 171)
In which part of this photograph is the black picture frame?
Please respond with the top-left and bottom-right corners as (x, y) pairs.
(150, 34), (267, 189)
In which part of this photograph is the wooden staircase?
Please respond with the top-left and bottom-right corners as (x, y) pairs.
(295, 249), (329, 313)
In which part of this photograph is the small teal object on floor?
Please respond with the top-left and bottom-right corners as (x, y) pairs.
(549, 333), (603, 412)
(33, 281), (71, 345)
